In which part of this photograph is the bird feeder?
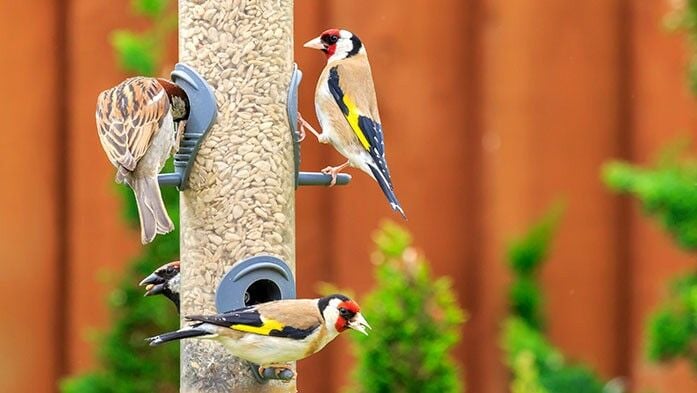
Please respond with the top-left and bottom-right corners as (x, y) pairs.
(174, 0), (351, 391)
(159, 63), (350, 189)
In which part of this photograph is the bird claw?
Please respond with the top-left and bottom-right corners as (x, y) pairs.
(321, 162), (350, 187)
(296, 118), (306, 142)
(321, 166), (339, 187)
(258, 365), (295, 382)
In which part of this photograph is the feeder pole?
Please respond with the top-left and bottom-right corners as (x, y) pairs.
(178, 1), (296, 392)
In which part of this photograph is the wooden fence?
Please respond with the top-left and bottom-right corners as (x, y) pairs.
(1, 0), (696, 392)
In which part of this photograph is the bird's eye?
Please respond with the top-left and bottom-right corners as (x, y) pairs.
(323, 34), (339, 45)
(339, 307), (353, 318)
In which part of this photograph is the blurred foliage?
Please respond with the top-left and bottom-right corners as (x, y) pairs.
(666, 0), (697, 95)
(349, 222), (467, 393)
(609, 0), (697, 372)
(646, 274), (697, 368)
(603, 139), (697, 250)
(112, 0), (177, 76)
(603, 141), (697, 370)
(501, 205), (618, 393)
(506, 202), (564, 330)
(60, 1), (179, 392)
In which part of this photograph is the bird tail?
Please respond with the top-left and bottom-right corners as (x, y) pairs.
(368, 165), (407, 219)
(147, 326), (212, 346)
(132, 176), (174, 244)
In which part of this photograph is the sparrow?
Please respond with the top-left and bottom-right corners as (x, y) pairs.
(139, 261), (180, 313)
(96, 77), (189, 244)
(300, 28), (406, 219)
(147, 294), (370, 378)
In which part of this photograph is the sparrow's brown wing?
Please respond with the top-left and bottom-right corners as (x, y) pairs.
(96, 77), (170, 172)
(186, 299), (322, 340)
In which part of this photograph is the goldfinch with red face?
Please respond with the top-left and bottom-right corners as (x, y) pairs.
(96, 77), (189, 244)
(139, 261), (180, 313)
(147, 294), (370, 377)
(301, 29), (406, 219)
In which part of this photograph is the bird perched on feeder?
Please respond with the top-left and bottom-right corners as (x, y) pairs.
(147, 293), (370, 378)
(300, 28), (406, 219)
(139, 261), (181, 313)
(96, 77), (189, 244)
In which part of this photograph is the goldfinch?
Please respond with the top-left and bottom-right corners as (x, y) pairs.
(96, 77), (189, 244)
(139, 261), (180, 313)
(301, 29), (406, 219)
(147, 294), (370, 377)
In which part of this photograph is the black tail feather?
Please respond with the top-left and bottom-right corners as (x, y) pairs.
(369, 165), (407, 219)
(147, 328), (209, 346)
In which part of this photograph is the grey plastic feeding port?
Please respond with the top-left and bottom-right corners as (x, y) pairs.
(157, 63), (217, 190)
(287, 64), (352, 188)
(215, 255), (296, 313)
(216, 255), (297, 383)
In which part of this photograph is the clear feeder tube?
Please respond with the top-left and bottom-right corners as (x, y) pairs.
(178, 0), (296, 392)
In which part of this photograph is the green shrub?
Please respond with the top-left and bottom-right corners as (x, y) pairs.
(350, 222), (467, 393)
(501, 205), (611, 393)
(506, 203), (563, 330)
(646, 273), (697, 368)
(603, 143), (697, 250)
(603, 142), (697, 370)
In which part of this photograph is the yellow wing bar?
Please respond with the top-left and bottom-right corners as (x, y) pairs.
(230, 319), (284, 336)
(342, 95), (371, 151)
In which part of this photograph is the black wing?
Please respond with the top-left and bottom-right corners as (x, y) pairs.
(186, 306), (320, 340)
(327, 66), (393, 186)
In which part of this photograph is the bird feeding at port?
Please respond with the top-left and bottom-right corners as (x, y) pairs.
(147, 294), (370, 380)
(140, 261), (181, 313)
(299, 28), (407, 219)
(96, 77), (189, 244)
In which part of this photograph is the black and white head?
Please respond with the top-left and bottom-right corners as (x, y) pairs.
(318, 294), (371, 336)
(139, 261), (181, 312)
(304, 29), (365, 63)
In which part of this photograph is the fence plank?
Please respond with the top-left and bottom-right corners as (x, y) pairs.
(628, 1), (697, 392)
(319, 1), (475, 391)
(65, 0), (149, 374)
(478, 1), (627, 391)
(0, 2), (61, 392)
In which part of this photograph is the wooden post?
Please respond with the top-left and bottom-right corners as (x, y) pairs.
(178, 0), (295, 392)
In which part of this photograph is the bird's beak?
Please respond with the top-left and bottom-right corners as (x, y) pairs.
(139, 273), (165, 296)
(348, 313), (372, 336)
(143, 283), (166, 296)
(303, 37), (324, 50)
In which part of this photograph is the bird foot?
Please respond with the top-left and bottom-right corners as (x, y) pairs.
(297, 112), (322, 143)
(258, 364), (295, 382)
(321, 162), (349, 187)
(296, 118), (306, 142)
